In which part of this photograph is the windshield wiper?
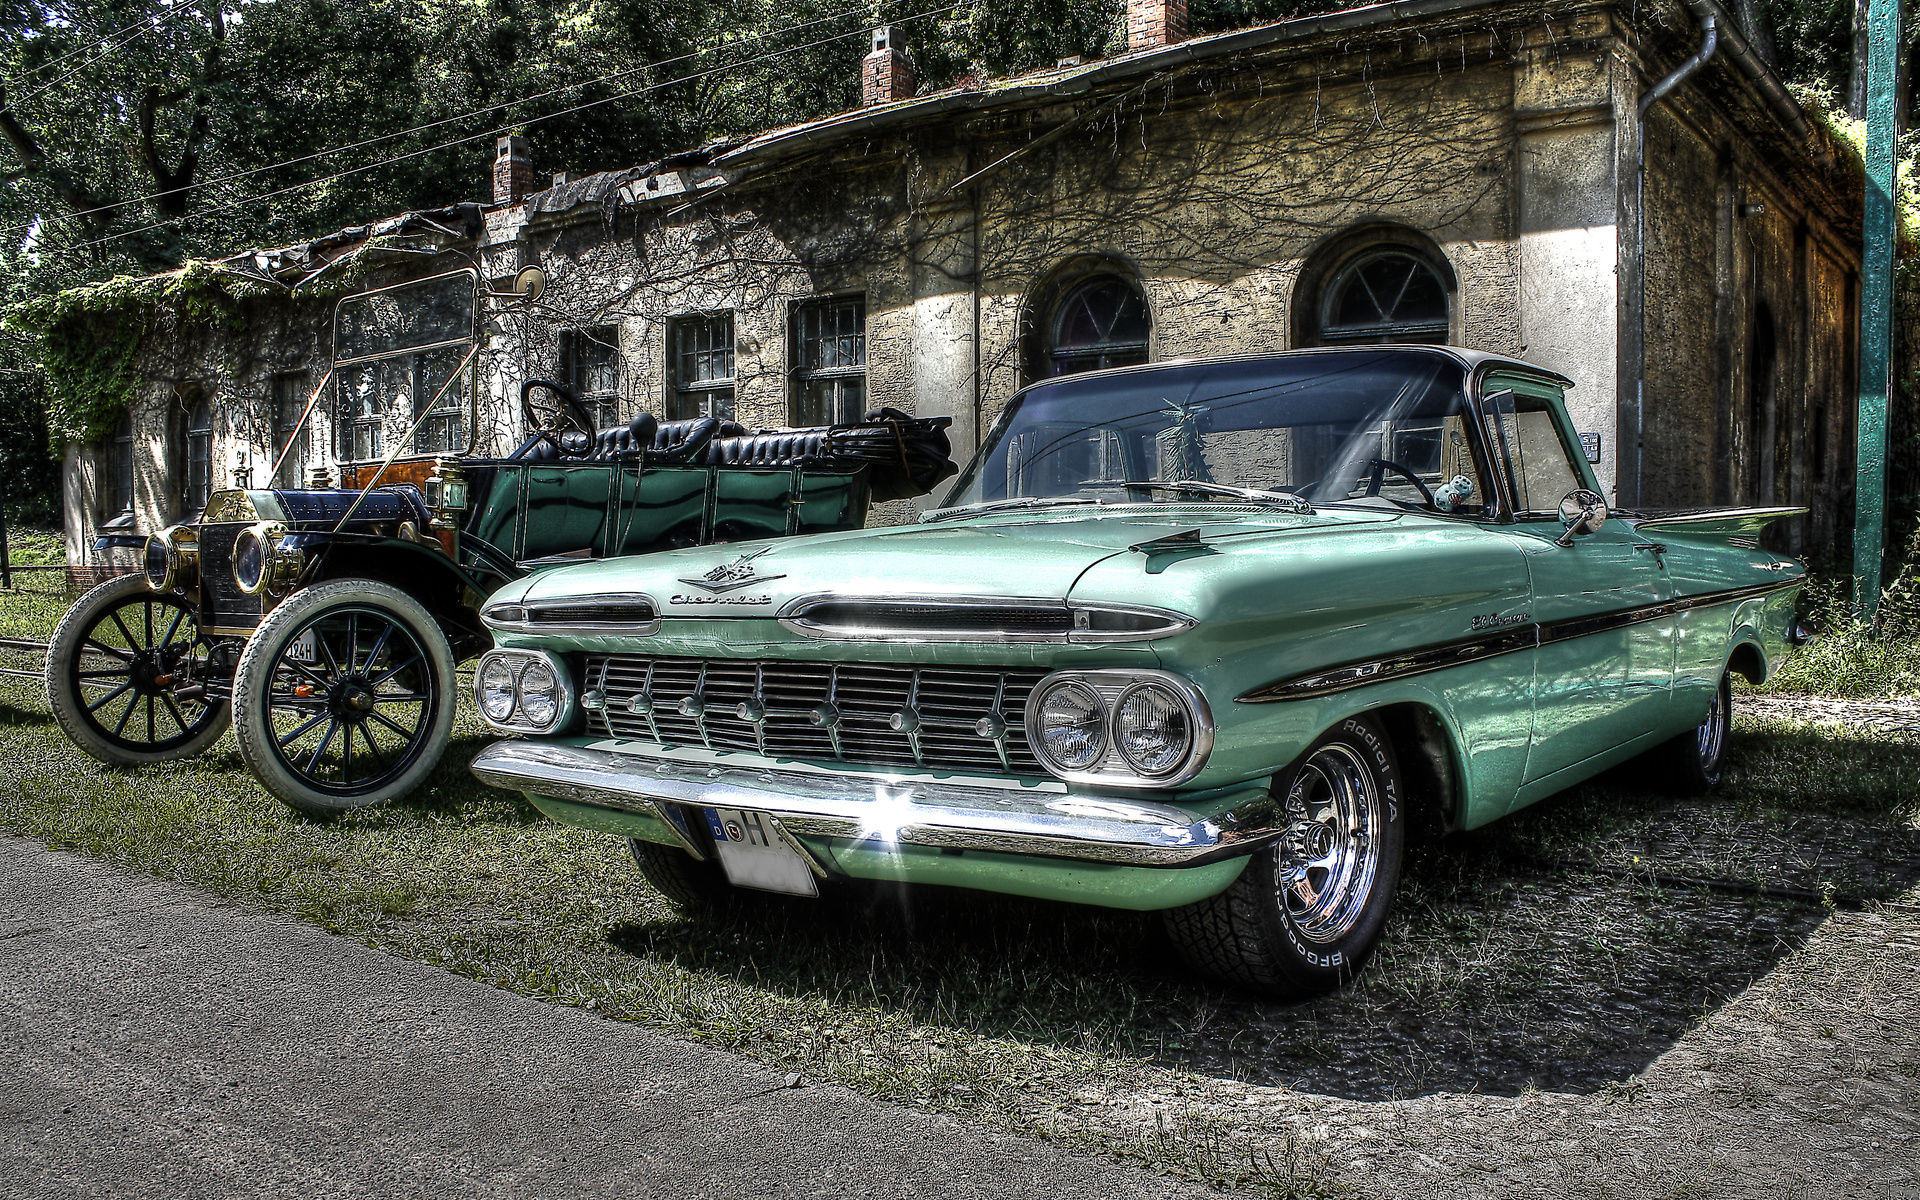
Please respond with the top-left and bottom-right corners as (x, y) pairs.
(922, 496), (1107, 523)
(1115, 479), (1315, 515)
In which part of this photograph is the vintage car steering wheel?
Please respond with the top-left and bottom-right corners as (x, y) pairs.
(1363, 458), (1436, 506)
(517, 379), (597, 458)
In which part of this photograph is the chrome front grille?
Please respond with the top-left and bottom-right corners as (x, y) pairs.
(582, 654), (1047, 776)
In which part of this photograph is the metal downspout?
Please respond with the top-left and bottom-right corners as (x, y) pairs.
(1632, 13), (1718, 508)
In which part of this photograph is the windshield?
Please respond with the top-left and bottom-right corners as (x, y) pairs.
(940, 351), (1489, 516)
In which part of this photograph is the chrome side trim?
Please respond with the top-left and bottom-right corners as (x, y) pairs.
(469, 741), (1277, 868)
(1239, 577), (1803, 703)
(776, 593), (1195, 644)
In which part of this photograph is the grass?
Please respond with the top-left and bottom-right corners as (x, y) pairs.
(0, 571), (1916, 1193)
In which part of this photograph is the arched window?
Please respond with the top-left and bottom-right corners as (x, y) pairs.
(1047, 275), (1150, 376)
(1317, 249), (1450, 344)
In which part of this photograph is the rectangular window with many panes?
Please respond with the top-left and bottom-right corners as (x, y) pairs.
(272, 373), (312, 488)
(668, 312), (735, 422)
(560, 326), (621, 431)
(790, 296), (866, 426)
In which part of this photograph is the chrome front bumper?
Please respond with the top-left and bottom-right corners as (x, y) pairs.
(469, 741), (1279, 868)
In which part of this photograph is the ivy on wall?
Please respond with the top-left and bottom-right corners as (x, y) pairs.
(3, 243), (402, 451)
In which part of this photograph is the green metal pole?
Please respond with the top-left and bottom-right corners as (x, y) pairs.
(1855, 0), (1902, 623)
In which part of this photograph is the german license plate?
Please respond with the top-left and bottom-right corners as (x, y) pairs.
(289, 630), (318, 662)
(703, 808), (818, 897)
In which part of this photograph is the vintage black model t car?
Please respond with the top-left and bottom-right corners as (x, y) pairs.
(45, 269), (954, 814)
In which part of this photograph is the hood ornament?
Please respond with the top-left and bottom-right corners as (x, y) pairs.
(678, 546), (786, 594)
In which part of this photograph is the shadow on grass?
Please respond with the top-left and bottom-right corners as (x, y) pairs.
(604, 725), (1920, 1102)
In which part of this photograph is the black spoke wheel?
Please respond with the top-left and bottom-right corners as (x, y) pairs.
(46, 574), (231, 765)
(232, 580), (455, 815)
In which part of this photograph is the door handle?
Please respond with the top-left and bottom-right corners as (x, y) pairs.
(1632, 542), (1668, 563)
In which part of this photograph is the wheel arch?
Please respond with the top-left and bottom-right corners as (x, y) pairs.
(1369, 701), (1467, 837)
(307, 541), (489, 659)
(1726, 638), (1769, 685)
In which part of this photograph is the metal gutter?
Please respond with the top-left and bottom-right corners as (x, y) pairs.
(1676, 0), (1818, 151)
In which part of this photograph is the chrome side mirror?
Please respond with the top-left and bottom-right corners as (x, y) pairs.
(1554, 488), (1609, 547)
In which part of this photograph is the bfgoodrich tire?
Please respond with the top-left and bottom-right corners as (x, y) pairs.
(231, 579), (455, 816)
(45, 573), (230, 766)
(1164, 714), (1406, 998)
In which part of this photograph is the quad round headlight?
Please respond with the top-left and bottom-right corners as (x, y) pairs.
(1032, 679), (1107, 772)
(478, 657), (517, 723)
(516, 658), (561, 730)
(1113, 682), (1194, 777)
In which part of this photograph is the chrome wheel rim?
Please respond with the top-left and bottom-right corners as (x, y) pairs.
(1696, 683), (1727, 772)
(1275, 742), (1383, 944)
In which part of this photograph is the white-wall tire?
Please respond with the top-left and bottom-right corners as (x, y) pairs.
(231, 579), (455, 816)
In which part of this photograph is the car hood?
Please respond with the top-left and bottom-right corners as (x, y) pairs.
(507, 505), (1405, 614)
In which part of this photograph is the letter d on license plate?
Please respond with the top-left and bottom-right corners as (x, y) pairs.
(702, 808), (818, 897)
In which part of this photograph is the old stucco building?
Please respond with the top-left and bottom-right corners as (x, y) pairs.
(64, 0), (1863, 575)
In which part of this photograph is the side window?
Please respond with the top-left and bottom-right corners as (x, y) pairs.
(103, 415), (134, 523)
(1483, 379), (1588, 515)
(185, 396), (214, 514)
(791, 296), (865, 425)
(668, 312), (735, 422)
(272, 373), (312, 488)
(560, 326), (620, 430)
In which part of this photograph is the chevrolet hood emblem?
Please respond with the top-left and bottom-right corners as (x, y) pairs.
(677, 547), (787, 594)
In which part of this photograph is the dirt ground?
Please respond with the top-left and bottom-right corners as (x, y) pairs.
(1006, 700), (1920, 1198)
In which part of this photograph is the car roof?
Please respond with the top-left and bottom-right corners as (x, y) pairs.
(1009, 344), (1577, 401)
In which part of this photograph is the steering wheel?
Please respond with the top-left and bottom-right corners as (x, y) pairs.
(518, 379), (597, 457)
(1363, 458), (1436, 506)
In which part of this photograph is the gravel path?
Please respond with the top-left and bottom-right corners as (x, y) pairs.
(0, 836), (1209, 1200)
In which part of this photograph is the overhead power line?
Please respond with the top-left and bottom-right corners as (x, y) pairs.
(47, 4), (957, 261)
(7, 0), (202, 110)
(11, 0), (913, 241)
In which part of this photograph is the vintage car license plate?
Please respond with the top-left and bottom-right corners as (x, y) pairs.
(702, 807), (818, 897)
(290, 630), (318, 662)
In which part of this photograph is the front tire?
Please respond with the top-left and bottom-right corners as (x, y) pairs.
(627, 836), (733, 911)
(45, 573), (230, 766)
(231, 580), (456, 816)
(1164, 714), (1405, 998)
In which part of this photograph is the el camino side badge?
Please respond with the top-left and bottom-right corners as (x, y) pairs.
(672, 547), (786, 606)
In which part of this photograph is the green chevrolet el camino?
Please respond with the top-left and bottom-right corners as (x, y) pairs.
(467, 346), (1809, 997)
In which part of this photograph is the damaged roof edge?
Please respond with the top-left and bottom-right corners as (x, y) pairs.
(715, 0), (1515, 169)
(711, 0), (1819, 172)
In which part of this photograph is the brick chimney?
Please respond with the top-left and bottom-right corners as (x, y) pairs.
(1127, 0), (1187, 52)
(493, 135), (534, 205)
(862, 26), (914, 106)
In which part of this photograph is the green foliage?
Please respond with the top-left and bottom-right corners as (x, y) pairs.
(4, 260), (249, 446)
(1767, 529), (1920, 697)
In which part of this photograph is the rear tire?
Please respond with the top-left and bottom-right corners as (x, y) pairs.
(1647, 670), (1732, 795)
(627, 836), (733, 911)
(1164, 714), (1405, 998)
(45, 574), (230, 766)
